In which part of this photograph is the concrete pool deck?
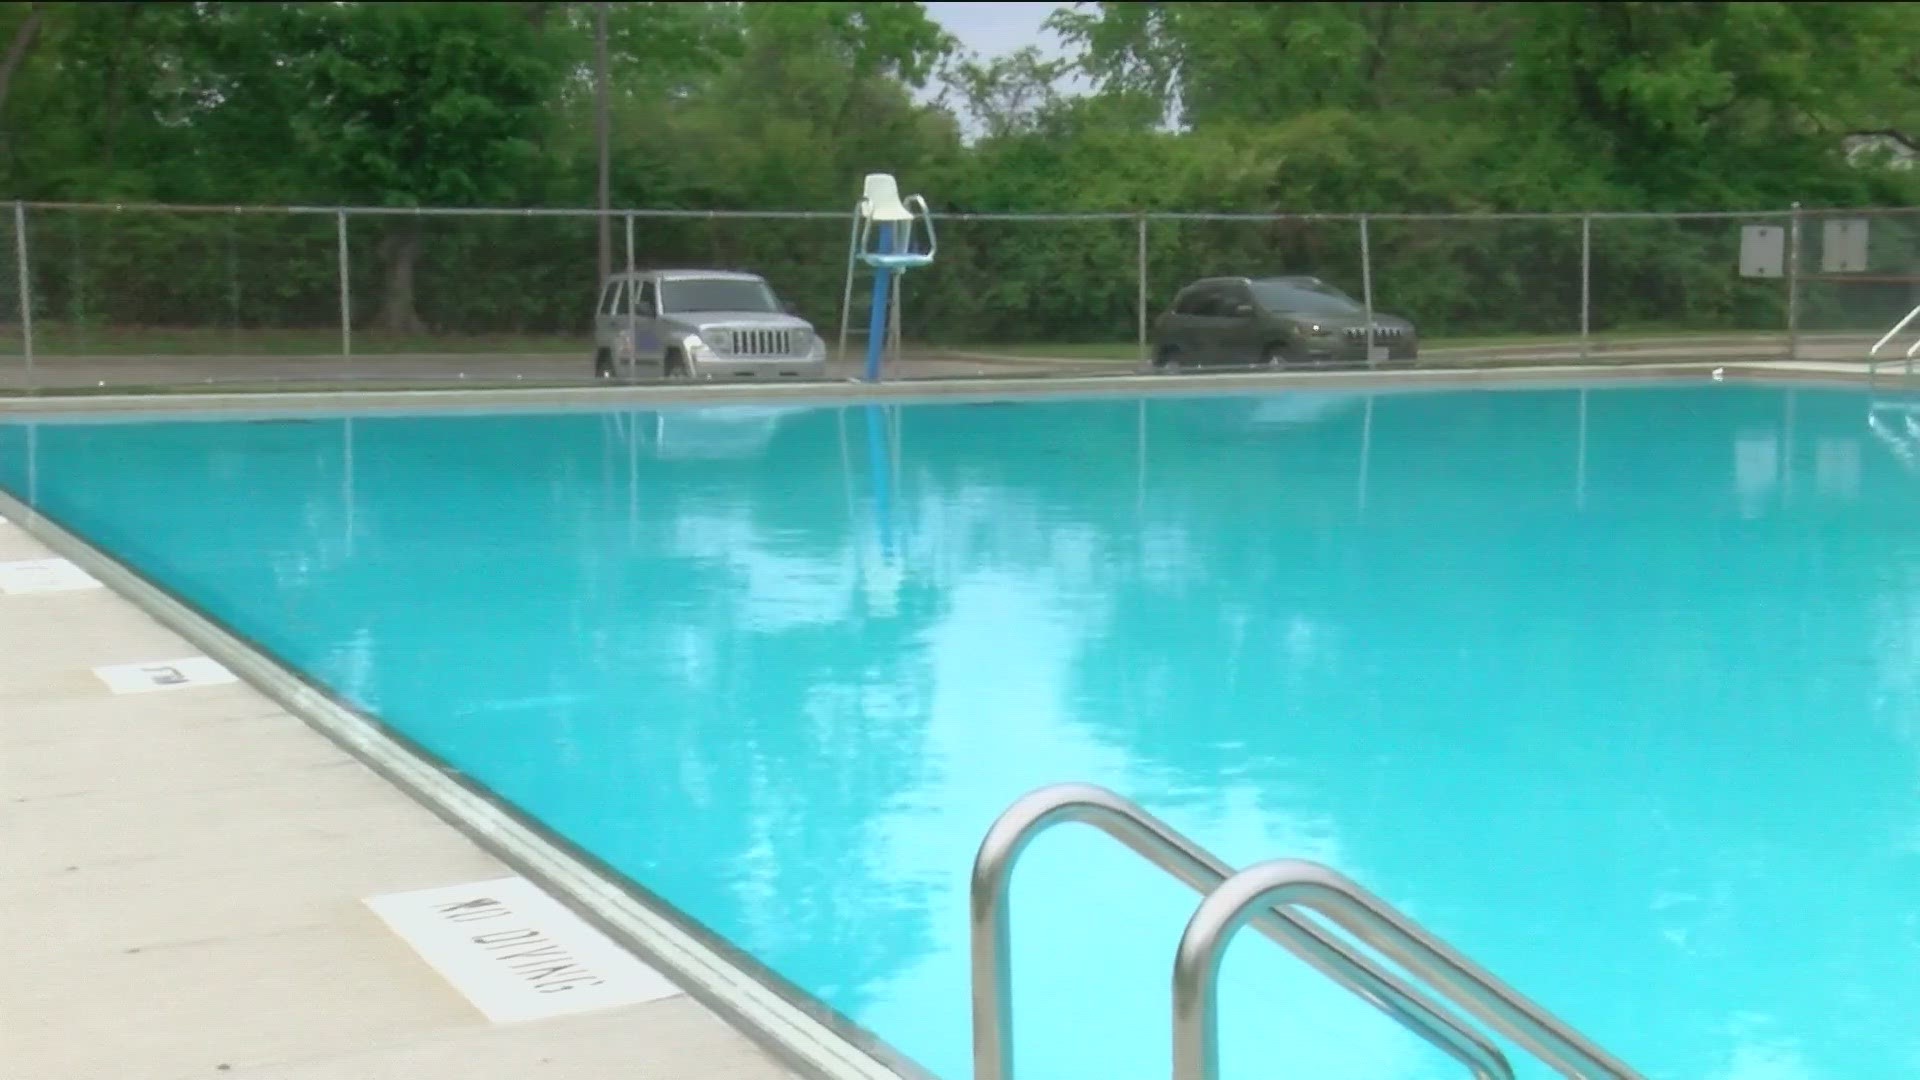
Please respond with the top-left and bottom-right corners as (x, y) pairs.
(0, 514), (809, 1080)
(0, 328), (1898, 394)
(0, 355), (1894, 1080)
(0, 355), (1896, 422)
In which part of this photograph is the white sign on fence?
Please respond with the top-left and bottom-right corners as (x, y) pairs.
(1821, 218), (1869, 273)
(1739, 225), (1785, 279)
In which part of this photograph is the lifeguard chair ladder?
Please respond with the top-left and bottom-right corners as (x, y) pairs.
(836, 173), (937, 382)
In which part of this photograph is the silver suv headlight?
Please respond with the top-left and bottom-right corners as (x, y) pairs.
(806, 334), (827, 362)
(682, 333), (720, 363)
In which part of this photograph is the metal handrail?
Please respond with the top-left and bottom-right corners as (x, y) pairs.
(905, 194), (938, 261)
(1173, 859), (1645, 1080)
(1868, 303), (1920, 378)
(970, 783), (1515, 1080)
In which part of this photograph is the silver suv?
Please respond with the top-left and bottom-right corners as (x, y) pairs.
(593, 269), (829, 381)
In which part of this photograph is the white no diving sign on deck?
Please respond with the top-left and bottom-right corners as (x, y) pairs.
(93, 657), (238, 694)
(0, 557), (104, 595)
(365, 876), (680, 1023)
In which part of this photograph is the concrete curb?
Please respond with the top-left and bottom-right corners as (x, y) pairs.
(0, 359), (1842, 419)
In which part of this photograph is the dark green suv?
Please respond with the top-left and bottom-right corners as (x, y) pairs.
(1151, 275), (1418, 370)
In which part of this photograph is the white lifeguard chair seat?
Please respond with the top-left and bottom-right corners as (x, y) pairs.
(860, 174), (915, 224)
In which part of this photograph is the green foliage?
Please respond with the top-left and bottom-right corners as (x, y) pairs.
(1050, 2), (1524, 129)
(280, 3), (568, 208)
(4, 1), (1920, 347)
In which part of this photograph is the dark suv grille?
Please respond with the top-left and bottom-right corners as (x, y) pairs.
(725, 329), (797, 357)
(1343, 326), (1405, 340)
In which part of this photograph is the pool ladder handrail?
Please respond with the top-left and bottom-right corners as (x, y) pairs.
(970, 783), (1645, 1080)
(1868, 302), (1920, 379)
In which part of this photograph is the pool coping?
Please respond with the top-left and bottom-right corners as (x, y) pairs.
(0, 484), (936, 1080)
(0, 358), (1885, 419)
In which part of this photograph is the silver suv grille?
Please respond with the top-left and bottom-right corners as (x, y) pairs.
(724, 329), (797, 357)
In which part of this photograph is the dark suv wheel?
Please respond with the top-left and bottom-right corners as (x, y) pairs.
(1263, 341), (1307, 368)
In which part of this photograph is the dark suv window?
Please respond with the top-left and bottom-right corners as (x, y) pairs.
(1217, 283), (1254, 315)
(1175, 284), (1222, 316)
(1251, 280), (1364, 316)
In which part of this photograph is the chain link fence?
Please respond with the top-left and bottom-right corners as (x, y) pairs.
(1800, 208), (1920, 341)
(1, 205), (22, 388)
(2, 201), (1916, 394)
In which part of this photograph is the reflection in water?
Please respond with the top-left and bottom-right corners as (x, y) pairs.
(4, 383), (1920, 1080)
(1867, 400), (1920, 475)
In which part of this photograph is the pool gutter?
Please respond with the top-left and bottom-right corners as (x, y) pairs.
(0, 485), (934, 1080)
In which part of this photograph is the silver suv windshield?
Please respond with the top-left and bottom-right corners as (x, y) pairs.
(1250, 281), (1363, 316)
(660, 277), (778, 314)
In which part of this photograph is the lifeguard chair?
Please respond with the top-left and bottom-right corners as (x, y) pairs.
(836, 173), (938, 382)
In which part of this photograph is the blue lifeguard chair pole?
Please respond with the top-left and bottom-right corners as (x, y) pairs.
(837, 174), (937, 383)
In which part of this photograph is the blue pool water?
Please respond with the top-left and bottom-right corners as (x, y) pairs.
(4, 383), (1920, 1079)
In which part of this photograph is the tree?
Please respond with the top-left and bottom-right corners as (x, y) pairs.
(1505, 1), (1920, 207)
(1049, 3), (1523, 131)
(939, 45), (1071, 142)
(279, 2), (569, 331)
(636, 1), (958, 211)
(0, 2), (42, 117)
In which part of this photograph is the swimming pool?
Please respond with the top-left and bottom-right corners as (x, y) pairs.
(4, 381), (1918, 1080)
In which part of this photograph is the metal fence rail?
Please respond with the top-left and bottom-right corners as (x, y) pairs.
(3, 199), (1917, 393)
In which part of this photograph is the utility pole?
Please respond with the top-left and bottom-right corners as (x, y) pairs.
(594, 1), (611, 286)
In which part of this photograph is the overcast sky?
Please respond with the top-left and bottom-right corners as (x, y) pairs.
(919, 0), (1090, 133)
(923, 1), (1073, 63)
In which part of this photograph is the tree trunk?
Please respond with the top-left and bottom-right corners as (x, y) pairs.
(0, 3), (44, 118)
(377, 226), (426, 334)
(99, 8), (137, 174)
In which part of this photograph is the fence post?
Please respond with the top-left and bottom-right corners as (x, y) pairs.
(1136, 214), (1149, 367)
(227, 211), (242, 354)
(1580, 214), (1592, 362)
(13, 201), (31, 392)
(1359, 215), (1375, 368)
(336, 210), (352, 368)
(624, 212), (637, 384)
(1786, 202), (1802, 362)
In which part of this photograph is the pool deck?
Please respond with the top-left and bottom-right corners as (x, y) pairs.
(0, 514), (803, 1080)
(0, 356), (1891, 1080)
(0, 355), (1896, 422)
